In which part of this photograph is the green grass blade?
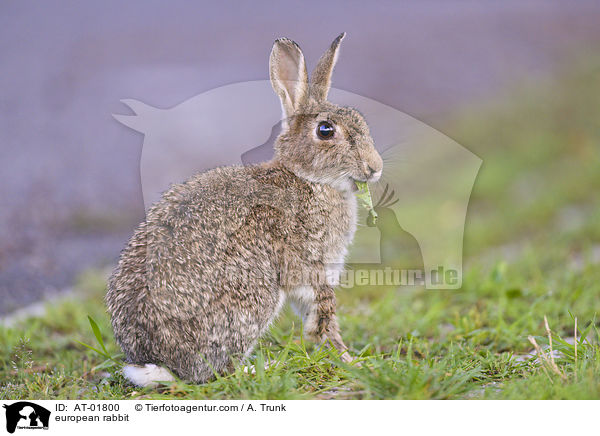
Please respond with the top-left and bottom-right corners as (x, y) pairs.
(88, 315), (109, 356)
(75, 339), (107, 357)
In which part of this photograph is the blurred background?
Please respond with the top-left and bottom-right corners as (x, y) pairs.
(1, 1), (600, 314)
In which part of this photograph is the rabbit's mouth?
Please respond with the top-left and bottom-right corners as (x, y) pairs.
(350, 167), (382, 187)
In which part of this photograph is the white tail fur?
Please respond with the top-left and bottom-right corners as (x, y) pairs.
(122, 364), (175, 388)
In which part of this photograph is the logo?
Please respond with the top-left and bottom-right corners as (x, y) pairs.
(114, 82), (481, 289)
(2, 402), (50, 433)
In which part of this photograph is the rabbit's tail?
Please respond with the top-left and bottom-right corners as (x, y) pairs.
(122, 363), (175, 387)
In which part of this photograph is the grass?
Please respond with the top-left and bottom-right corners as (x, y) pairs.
(1, 55), (599, 400)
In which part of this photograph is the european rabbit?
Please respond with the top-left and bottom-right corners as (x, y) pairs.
(106, 33), (383, 387)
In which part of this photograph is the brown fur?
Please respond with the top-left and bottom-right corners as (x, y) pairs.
(106, 33), (383, 384)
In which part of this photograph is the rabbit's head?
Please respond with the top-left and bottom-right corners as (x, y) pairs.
(270, 33), (383, 192)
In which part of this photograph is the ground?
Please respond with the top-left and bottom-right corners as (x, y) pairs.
(1, 56), (599, 400)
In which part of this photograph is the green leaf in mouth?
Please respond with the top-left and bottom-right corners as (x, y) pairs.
(354, 180), (378, 225)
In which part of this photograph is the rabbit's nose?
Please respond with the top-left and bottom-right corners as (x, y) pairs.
(364, 163), (382, 182)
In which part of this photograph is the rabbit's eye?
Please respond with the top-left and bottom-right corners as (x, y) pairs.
(316, 121), (335, 140)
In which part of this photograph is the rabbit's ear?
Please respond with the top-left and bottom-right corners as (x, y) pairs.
(270, 37), (309, 120)
(310, 32), (345, 102)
